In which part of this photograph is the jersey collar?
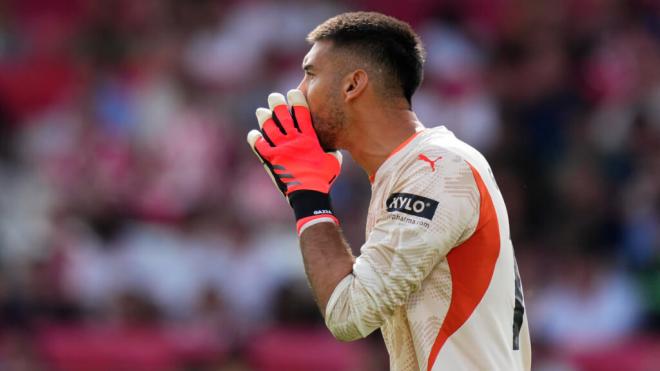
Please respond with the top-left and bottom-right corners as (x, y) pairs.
(369, 129), (424, 184)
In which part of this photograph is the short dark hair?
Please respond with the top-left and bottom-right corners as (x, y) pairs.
(307, 11), (425, 105)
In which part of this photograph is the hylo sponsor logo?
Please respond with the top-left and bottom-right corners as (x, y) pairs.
(386, 193), (438, 220)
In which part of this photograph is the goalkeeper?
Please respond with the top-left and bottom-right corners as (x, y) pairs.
(247, 12), (531, 371)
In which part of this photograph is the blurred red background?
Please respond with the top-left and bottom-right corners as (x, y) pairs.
(0, 0), (659, 370)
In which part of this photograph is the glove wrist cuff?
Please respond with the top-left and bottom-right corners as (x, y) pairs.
(289, 191), (338, 235)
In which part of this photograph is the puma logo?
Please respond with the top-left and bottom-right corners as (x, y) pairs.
(417, 154), (442, 171)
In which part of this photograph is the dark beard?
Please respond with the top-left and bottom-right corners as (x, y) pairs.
(311, 107), (344, 152)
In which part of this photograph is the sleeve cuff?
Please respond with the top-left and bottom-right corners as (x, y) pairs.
(324, 273), (353, 320)
(296, 214), (339, 235)
(289, 190), (339, 235)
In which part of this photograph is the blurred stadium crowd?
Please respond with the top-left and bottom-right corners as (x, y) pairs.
(0, 0), (659, 370)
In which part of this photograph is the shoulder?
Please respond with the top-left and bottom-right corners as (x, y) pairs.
(371, 127), (484, 220)
(373, 135), (482, 250)
(392, 135), (476, 195)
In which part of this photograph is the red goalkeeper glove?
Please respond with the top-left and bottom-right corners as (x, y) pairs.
(247, 89), (342, 234)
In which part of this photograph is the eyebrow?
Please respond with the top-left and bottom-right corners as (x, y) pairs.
(303, 64), (314, 72)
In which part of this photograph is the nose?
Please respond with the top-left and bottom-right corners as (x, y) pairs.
(296, 78), (307, 95)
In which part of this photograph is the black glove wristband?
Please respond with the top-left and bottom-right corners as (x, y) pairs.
(289, 190), (335, 221)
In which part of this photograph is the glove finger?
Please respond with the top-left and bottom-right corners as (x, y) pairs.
(267, 92), (288, 110)
(249, 130), (275, 159)
(247, 129), (262, 148)
(286, 89), (309, 108)
(269, 93), (296, 135)
(254, 136), (274, 158)
(287, 89), (315, 136)
(327, 150), (342, 186)
(256, 107), (284, 146)
(248, 130), (287, 197)
(247, 130), (266, 160)
(328, 150), (343, 167)
(255, 108), (271, 129)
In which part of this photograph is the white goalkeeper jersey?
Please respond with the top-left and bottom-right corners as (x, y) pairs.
(325, 126), (531, 371)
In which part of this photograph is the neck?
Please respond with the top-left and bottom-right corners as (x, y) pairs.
(343, 107), (424, 178)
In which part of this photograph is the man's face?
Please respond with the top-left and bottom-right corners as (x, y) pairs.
(297, 41), (346, 151)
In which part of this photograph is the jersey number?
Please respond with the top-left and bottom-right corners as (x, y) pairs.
(512, 257), (525, 350)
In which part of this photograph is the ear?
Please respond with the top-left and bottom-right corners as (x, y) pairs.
(342, 69), (368, 103)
